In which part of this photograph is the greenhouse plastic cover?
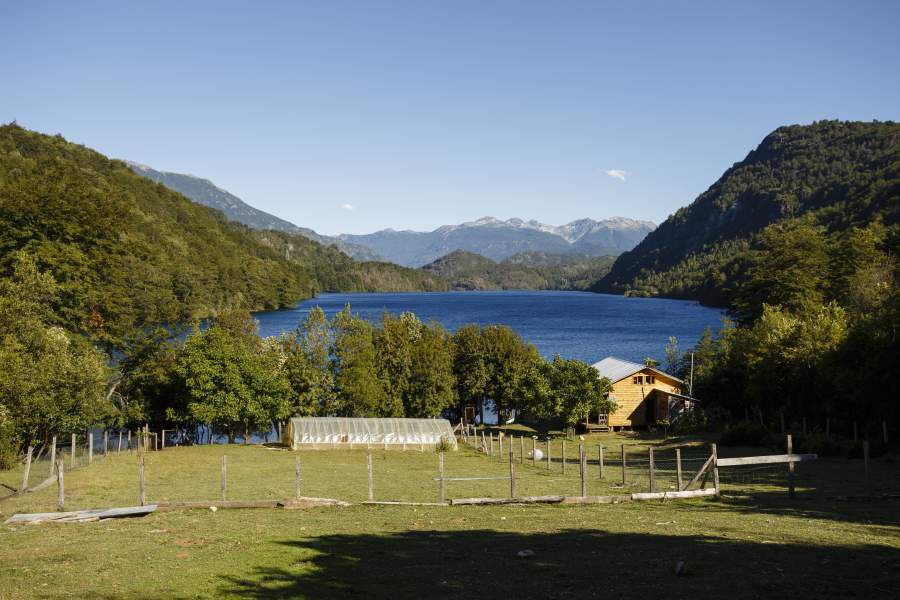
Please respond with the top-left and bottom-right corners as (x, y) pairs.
(285, 417), (457, 447)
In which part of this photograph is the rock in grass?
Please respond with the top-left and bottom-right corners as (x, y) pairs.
(517, 550), (535, 558)
(674, 561), (686, 576)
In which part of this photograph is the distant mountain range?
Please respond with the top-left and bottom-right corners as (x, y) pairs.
(339, 216), (655, 267)
(125, 162), (382, 261)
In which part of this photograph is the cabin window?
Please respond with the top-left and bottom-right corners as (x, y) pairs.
(646, 375), (656, 384)
(633, 376), (642, 384)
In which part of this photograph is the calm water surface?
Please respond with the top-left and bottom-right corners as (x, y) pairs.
(255, 291), (724, 364)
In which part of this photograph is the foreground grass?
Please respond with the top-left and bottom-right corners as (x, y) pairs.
(2, 434), (899, 599)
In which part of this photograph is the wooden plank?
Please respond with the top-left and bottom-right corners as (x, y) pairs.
(579, 445), (586, 497)
(598, 445), (604, 480)
(648, 447), (655, 493)
(157, 500), (279, 510)
(559, 494), (629, 505)
(631, 488), (717, 501)
(5, 505), (157, 525)
(278, 497), (350, 509)
(451, 495), (566, 506)
(716, 453), (818, 467)
(362, 501), (445, 507)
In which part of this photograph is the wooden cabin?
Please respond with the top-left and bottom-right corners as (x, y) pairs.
(589, 356), (698, 430)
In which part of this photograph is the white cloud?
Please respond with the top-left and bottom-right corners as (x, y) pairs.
(338, 203), (355, 211)
(603, 169), (629, 181)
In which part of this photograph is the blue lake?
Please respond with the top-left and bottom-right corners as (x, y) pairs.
(255, 291), (725, 365)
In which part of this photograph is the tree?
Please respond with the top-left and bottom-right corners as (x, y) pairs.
(542, 357), (614, 426)
(330, 307), (394, 417)
(282, 307), (334, 416)
(176, 311), (291, 443)
(404, 321), (456, 417)
(481, 325), (544, 423)
(452, 324), (490, 423)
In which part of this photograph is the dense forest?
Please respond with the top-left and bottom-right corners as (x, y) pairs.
(594, 120), (900, 305)
(634, 121), (900, 447)
(421, 250), (614, 291)
(0, 124), (449, 347)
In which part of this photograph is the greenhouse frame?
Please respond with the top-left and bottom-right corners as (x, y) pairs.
(283, 417), (458, 450)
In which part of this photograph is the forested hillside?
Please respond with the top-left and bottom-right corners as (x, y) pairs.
(254, 231), (449, 293)
(421, 250), (614, 291)
(594, 120), (900, 305)
(0, 124), (310, 345)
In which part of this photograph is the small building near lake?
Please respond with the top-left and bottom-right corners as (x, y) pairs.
(590, 356), (698, 430)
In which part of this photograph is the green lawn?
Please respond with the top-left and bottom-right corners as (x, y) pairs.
(1, 432), (898, 599)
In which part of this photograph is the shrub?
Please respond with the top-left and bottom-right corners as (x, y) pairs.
(791, 432), (847, 457)
(672, 409), (710, 435)
(434, 436), (454, 453)
(719, 421), (772, 447)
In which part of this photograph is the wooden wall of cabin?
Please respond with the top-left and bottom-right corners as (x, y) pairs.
(607, 369), (682, 427)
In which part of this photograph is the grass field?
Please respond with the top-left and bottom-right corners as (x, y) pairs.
(1, 431), (899, 599)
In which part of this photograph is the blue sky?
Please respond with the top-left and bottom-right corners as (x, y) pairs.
(3, 1), (898, 235)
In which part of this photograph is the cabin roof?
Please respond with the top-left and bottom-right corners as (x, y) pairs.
(590, 356), (683, 384)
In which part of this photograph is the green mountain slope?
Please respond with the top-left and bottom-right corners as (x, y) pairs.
(0, 124), (310, 344)
(421, 250), (614, 291)
(593, 120), (900, 305)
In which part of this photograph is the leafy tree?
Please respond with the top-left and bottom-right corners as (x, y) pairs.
(541, 356), (615, 426)
(452, 324), (490, 422)
(282, 307), (335, 416)
(330, 307), (394, 417)
(176, 312), (291, 443)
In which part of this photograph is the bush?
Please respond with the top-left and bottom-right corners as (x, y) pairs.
(434, 436), (454, 453)
(672, 409), (709, 435)
(791, 432), (847, 457)
(719, 421), (772, 447)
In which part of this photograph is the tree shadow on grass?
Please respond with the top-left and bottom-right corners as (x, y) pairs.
(221, 528), (899, 599)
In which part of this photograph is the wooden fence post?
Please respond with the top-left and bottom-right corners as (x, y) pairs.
(561, 440), (566, 474)
(489, 433), (494, 458)
(139, 454), (146, 506)
(57, 459), (65, 511)
(295, 453), (302, 499)
(21, 446), (33, 491)
(154, 432), (159, 452)
(499, 432), (503, 459)
(621, 444), (627, 485)
(648, 447), (655, 493)
(863, 440), (870, 487)
(546, 440), (551, 471)
(127, 430), (131, 452)
(71, 433), (76, 469)
(104, 431), (109, 456)
(711, 443), (720, 499)
(438, 451), (445, 504)
(88, 432), (93, 464)
(49, 436), (57, 476)
(598, 445), (604, 479)
(117, 431), (122, 454)
(367, 452), (374, 501)
(532, 437), (536, 466)
(579, 444), (586, 497)
(221, 455), (227, 501)
(161, 430), (166, 450)
(509, 451), (516, 498)
(786, 435), (794, 499)
(676, 448), (683, 491)
(520, 435), (524, 465)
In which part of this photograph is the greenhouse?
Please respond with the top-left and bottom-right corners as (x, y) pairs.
(283, 417), (458, 450)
